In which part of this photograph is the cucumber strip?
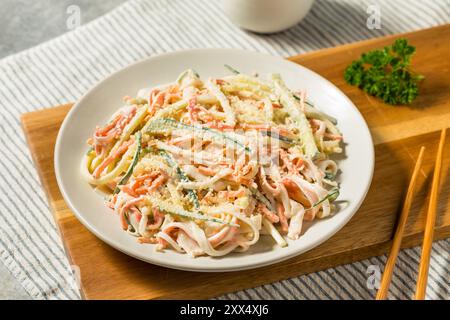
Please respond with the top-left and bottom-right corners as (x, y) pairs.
(292, 93), (315, 109)
(271, 73), (319, 158)
(224, 73), (272, 91)
(324, 172), (335, 181)
(124, 212), (136, 233)
(307, 188), (339, 210)
(159, 150), (200, 209)
(146, 118), (251, 153)
(113, 132), (142, 194)
(142, 100), (187, 133)
(192, 70), (200, 78)
(86, 146), (94, 155)
(250, 187), (274, 212)
(305, 104), (338, 125)
(149, 197), (240, 227)
(262, 218), (287, 247)
(176, 69), (199, 86)
(260, 130), (298, 145)
(293, 94), (338, 125)
(205, 79), (236, 125)
(292, 93), (314, 106)
(157, 99), (188, 116)
(224, 64), (240, 74)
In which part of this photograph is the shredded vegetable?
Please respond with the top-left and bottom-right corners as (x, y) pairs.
(82, 69), (343, 257)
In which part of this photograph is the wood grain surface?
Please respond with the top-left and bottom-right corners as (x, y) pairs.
(21, 25), (450, 300)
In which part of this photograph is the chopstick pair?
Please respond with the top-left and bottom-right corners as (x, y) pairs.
(376, 128), (447, 300)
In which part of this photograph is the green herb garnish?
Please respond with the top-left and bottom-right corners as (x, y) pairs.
(344, 38), (424, 105)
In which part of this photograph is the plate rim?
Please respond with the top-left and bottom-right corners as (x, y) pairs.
(54, 48), (374, 272)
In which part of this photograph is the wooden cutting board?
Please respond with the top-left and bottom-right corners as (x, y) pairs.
(21, 25), (450, 300)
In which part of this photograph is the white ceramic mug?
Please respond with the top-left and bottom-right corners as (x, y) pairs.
(222, 0), (316, 34)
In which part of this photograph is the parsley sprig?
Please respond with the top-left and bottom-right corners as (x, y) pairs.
(344, 39), (424, 105)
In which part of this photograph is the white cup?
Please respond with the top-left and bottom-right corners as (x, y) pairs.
(222, 0), (316, 34)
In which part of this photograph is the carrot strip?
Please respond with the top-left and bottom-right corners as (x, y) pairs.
(258, 203), (279, 223)
(277, 202), (289, 233)
(92, 138), (134, 178)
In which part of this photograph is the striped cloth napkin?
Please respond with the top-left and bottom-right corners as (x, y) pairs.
(0, 0), (448, 300)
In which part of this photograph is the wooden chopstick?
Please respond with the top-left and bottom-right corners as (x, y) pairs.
(415, 128), (447, 300)
(376, 146), (426, 300)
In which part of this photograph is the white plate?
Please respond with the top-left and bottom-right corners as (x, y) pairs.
(55, 49), (374, 272)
